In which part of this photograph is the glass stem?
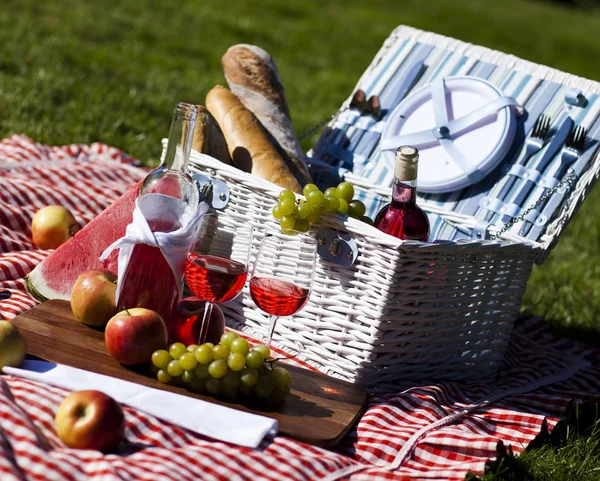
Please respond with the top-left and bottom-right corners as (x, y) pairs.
(198, 301), (214, 345)
(266, 315), (279, 347)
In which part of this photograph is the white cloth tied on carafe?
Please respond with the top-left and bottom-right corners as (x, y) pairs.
(100, 194), (208, 301)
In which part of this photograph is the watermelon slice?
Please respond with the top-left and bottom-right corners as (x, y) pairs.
(26, 184), (140, 301)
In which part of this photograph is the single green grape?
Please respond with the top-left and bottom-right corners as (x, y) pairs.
(361, 216), (374, 226)
(272, 204), (283, 220)
(324, 187), (338, 198)
(167, 360), (184, 377)
(240, 367), (259, 387)
(190, 378), (206, 393)
(186, 344), (199, 353)
(246, 350), (264, 369)
(223, 369), (241, 387)
(151, 349), (172, 369)
(181, 370), (195, 384)
(253, 344), (271, 360)
(322, 195), (340, 213)
(208, 359), (228, 378)
(296, 201), (312, 219)
(227, 352), (246, 371)
(271, 385), (291, 403)
(337, 198), (349, 214)
(179, 352), (198, 371)
(205, 378), (222, 395)
(221, 382), (238, 399)
(255, 375), (275, 399)
(306, 205), (321, 224)
(213, 344), (230, 360)
(169, 342), (187, 360)
(270, 387), (288, 404)
(306, 189), (325, 208)
(220, 331), (238, 348)
(193, 363), (210, 380)
(194, 344), (214, 364)
(336, 182), (355, 201)
(303, 183), (319, 197)
(230, 337), (250, 355)
(156, 369), (172, 384)
(348, 200), (366, 218)
(270, 366), (292, 388)
(295, 218), (310, 232)
(280, 215), (297, 230)
(278, 198), (296, 216)
(279, 190), (296, 202)
(239, 383), (255, 396)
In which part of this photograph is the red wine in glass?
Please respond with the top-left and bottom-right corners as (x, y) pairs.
(249, 277), (309, 317)
(186, 253), (248, 303)
(184, 213), (253, 344)
(249, 231), (316, 347)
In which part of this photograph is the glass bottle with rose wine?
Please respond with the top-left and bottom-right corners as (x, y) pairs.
(110, 102), (201, 339)
(374, 145), (430, 241)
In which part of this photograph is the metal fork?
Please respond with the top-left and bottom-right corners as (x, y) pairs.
(519, 124), (587, 237)
(483, 114), (551, 222)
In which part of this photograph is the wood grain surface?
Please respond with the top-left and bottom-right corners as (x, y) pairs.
(10, 300), (367, 447)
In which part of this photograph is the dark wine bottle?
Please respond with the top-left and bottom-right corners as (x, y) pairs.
(374, 145), (430, 241)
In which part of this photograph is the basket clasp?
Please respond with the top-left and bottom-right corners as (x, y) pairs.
(192, 173), (230, 209)
(316, 229), (358, 267)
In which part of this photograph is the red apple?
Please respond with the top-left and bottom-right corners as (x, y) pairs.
(171, 299), (225, 345)
(0, 321), (27, 369)
(55, 390), (125, 452)
(105, 308), (168, 365)
(32, 205), (80, 249)
(71, 270), (118, 327)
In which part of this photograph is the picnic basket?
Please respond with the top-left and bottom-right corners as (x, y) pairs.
(166, 26), (600, 390)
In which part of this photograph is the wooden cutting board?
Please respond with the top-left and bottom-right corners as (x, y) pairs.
(9, 300), (367, 447)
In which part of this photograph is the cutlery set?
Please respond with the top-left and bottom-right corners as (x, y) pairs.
(482, 111), (588, 239)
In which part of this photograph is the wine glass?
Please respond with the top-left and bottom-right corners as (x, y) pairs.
(185, 212), (253, 344)
(249, 230), (317, 347)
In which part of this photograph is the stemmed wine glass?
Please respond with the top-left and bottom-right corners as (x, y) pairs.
(249, 230), (317, 347)
(185, 212), (253, 344)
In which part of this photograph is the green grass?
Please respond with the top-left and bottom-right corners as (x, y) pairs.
(2, 1), (600, 479)
(472, 430), (600, 481)
(2, 0), (599, 343)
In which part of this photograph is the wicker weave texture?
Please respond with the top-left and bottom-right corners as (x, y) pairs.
(183, 150), (538, 389)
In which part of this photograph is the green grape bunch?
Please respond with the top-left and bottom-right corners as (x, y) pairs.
(272, 182), (373, 233)
(150, 331), (292, 405)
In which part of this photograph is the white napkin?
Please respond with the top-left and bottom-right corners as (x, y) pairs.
(3, 360), (278, 448)
(100, 194), (209, 300)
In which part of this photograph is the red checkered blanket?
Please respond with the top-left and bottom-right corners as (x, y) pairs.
(1, 135), (598, 481)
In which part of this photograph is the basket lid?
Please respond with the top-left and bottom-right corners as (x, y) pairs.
(380, 76), (518, 193)
(309, 25), (600, 262)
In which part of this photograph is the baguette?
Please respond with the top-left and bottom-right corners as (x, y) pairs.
(221, 44), (312, 186)
(206, 85), (302, 194)
(191, 105), (233, 165)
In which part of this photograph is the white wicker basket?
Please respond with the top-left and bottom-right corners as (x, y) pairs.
(170, 26), (600, 390)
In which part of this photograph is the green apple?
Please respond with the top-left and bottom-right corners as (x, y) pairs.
(0, 321), (27, 369)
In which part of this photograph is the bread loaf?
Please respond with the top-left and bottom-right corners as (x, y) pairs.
(221, 44), (312, 185)
(191, 105), (233, 165)
(205, 85), (302, 194)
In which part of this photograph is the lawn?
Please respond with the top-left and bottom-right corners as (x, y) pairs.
(1, 0), (599, 476)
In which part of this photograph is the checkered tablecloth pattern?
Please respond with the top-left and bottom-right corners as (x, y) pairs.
(1, 135), (599, 481)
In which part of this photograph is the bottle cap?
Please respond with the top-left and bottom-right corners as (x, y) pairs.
(395, 145), (419, 181)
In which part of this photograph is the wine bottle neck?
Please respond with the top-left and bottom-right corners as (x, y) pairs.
(163, 102), (198, 173)
(392, 179), (417, 206)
